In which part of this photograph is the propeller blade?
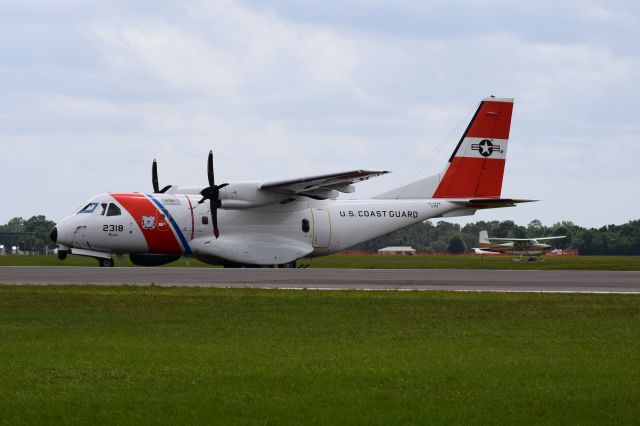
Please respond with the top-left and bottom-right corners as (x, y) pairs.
(152, 159), (172, 193)
(207, 150), (215, 187)
(201, 150), (222, 238)
(211, 199), (219, 238)
(152, 159), (159, 193)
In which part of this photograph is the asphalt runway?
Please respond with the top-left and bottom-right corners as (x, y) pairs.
(1, 266), (639, 293)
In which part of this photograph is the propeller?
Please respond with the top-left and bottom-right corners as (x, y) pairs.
(198, 150), (228, 238)
(152, 159), (172, 193)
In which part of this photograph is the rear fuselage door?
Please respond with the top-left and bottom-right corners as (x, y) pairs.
(311, 208), (331, 248)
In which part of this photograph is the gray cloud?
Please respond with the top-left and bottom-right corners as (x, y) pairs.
(1, 0), (638, 227)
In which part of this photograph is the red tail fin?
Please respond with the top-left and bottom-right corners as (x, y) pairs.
(432, 97), (514, 199)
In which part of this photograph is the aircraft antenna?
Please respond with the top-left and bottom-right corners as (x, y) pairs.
(398, 101), (479, 187)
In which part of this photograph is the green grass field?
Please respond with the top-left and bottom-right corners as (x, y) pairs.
(2, 254), (640, 270)
(0, 286), (639, 424)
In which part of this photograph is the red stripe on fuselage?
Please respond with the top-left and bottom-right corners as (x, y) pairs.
(186, 195), (195, 241)
(111, 193), (182, 254)
(465, 100), (513, 140)
(432, 158), (505, 198)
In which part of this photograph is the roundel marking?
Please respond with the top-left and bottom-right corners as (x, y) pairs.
(477, 139), (494, 157)
(471, 139), (501, 158)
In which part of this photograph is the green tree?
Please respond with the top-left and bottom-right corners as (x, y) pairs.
(24, 215), (57, 250)
(447, 234), (466, 254)
(508, 226), (528, 239)
(1, 215), (57, 254)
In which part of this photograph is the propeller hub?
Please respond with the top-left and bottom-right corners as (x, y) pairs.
(200, 186), (219, 200)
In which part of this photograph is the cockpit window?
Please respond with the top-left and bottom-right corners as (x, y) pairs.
(106, 203), (122, 217)
(99, 203), (108, 215)
(78, 203), (98, 214)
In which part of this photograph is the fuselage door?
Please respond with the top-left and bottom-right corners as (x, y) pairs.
(311, 208), (331, 248)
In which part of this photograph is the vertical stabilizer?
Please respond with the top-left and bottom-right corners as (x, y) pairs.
(432, 97), (514, 199)
(373, 96), (514, 201)
(479, 230), (491, 247)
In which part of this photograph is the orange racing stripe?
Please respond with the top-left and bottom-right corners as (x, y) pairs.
(111, 193), (182, 254)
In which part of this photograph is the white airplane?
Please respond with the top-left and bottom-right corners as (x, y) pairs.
(50, 96), (532, 267)
(473, 230), (566, 260)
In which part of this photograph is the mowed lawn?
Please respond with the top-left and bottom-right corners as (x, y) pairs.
(0, 286), (639, 424)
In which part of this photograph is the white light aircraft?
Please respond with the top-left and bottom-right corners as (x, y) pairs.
(51, 96), (533, 267)
(473, 230), (566, 260)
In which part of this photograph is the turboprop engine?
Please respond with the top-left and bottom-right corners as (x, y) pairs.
(218, 182), (290, 209)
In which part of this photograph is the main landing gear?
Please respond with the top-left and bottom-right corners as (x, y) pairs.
(97, 258), (115, 267)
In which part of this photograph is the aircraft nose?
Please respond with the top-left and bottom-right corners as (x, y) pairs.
(50, 226), (58, 244)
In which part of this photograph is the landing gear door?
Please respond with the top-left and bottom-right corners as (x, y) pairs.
(311, 208), (331, 248)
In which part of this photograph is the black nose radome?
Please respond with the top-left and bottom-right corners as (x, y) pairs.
(50, 227), (57, 243)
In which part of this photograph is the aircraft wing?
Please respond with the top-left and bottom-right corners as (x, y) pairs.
(261, 170), (389, 199)
(489, 236), (566, 242)
(531, 236), (566, 240)
(489, 237), (537, 242)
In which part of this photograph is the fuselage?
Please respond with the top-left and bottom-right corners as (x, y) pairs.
(480, 242), (554, 256)
(53, 192), (459, 265)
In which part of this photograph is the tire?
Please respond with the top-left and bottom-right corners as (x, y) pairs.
(98, 258), (114, 267)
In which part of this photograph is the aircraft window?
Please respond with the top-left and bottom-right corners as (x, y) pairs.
(100, 203), (108, 215)
(78, 203), (98, 214)
(106, 203), (122, 216)
(302, 219), (310, 233)
(202, 216), (209, 225)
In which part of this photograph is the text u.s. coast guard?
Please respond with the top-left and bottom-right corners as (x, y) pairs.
(339, 210), (419, 218)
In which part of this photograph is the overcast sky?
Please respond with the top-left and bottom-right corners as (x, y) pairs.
(1, 0), (638, 228)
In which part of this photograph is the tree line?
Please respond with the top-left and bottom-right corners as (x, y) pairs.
(0, 216), (57, 254)
(351, 218), (640, 255)
(1, 215), (639, 255)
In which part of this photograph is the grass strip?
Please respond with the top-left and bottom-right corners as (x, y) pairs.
(0, 286), (638, 424)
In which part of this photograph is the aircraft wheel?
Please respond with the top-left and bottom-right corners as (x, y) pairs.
(57, 250), (68, 260)
(98, 258), (114, 267)
(278, 261), (297, 269)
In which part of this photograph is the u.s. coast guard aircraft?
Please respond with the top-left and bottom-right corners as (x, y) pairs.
(50, 96), (532, 267)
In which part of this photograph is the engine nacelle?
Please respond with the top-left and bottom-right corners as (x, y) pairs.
(130, 253), (181, 266)
(167, 182), (289, 209)
(219, 182), (288, 209)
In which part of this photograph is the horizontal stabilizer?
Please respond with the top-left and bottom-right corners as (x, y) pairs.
(472, 248), (501, 255)
(450, 198), (536, 209)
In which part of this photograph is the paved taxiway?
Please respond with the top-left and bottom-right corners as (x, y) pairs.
(1, 267), (639, 293)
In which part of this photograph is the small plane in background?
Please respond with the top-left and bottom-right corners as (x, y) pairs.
(473, 230), (566, 261)
(51, 96), (533, 267)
